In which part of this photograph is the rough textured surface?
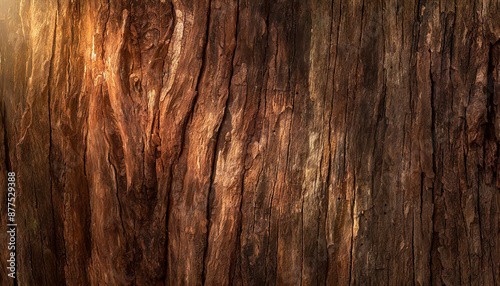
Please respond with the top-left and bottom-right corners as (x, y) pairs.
(1, 0), (499, 285)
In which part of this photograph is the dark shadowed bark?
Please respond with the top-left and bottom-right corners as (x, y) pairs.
(1, 0), (499, 285)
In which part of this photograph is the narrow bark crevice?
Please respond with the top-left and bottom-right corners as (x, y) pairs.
(46, 3), (59, 280)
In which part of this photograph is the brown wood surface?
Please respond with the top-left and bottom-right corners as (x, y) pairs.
(1, 0), (499, 285)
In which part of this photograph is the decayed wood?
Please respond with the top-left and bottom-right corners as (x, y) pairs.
(0, 0), (499, 285)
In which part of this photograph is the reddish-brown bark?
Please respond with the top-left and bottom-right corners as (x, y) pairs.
(1, 0), (499, 285)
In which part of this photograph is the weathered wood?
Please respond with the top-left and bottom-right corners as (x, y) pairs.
(0, 0), (499, 285)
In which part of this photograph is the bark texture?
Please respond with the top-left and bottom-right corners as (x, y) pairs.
(1, 0), (500, 285)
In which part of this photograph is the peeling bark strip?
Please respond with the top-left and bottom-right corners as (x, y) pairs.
(0, 0), (499, 285)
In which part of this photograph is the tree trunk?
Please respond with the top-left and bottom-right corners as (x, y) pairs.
(1, 0), (499, 285)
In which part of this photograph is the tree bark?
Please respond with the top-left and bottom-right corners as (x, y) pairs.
(1, 0), (499, 285)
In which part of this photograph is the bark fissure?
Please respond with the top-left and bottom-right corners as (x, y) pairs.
(47, 3), (59, 280)
(348, 1), (366, 285)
